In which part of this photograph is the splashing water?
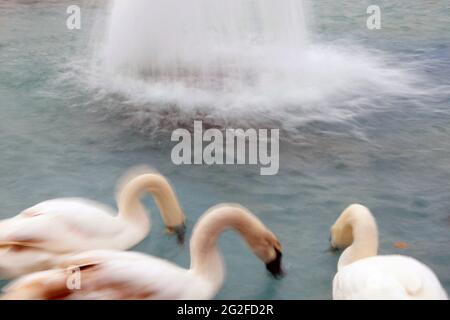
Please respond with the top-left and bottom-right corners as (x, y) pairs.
(104, 0), (307, 79)
(87, 0), (428, 130)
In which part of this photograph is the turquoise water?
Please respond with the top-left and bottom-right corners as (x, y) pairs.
(0, 0), (449, 299)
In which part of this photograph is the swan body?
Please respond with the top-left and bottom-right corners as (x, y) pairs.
(0, 169), (185, 279)
(1, 204), (283, 300)
(1, 251), (216, 300)
(330, 204), (448, 300)
(333, 255), (448, 300)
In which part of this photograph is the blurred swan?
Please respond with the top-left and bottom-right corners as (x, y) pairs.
(0, 167), (185, 279)
(330, 204), (448, 300)
(1, 204), (283, 300)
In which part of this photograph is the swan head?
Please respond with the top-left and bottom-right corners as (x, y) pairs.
(329, 204), (376, 250)
(330, 223), (353, 250)
(191, 204), (284, 278)
(250, 230), (284, 278)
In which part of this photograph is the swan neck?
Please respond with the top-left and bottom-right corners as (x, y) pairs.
(117, 174), (184, 229)
(189, 206), (264, 288)
(338, 208), (379, 268)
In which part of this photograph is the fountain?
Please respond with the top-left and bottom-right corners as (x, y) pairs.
(94, 0), (418, 130)
(103, 0), (307, 89)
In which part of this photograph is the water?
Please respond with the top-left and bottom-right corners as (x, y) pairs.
(91, 0), (436, 131)
(0, 0), (449, 299)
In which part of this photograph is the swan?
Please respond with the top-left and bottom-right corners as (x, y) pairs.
(0, 204), (283, 300)
(330, 204), (448, 300)
(0, 167), (185, 279)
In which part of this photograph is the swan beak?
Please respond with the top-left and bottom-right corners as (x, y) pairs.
(265, 248), (284, 278)
(326, 234), (338, 252)
(166, 224), (186, 245)
(168, 224), (186, 245)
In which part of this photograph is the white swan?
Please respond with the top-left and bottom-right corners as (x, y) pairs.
(330, 204), (448, 300)
(0, 168), (185, 279)
(0, 204), (283, 300)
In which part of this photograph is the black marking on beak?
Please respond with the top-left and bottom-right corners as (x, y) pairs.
(172, 223), (186, 245)
(265, 248), (284, 278)
(166, 223), (186, 245)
